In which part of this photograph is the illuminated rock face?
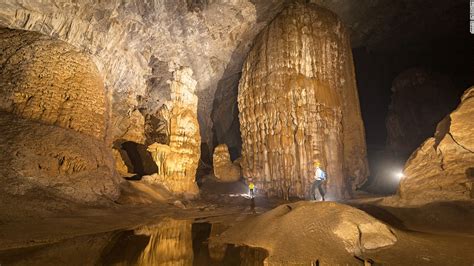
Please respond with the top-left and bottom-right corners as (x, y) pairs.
(135, 219), (193, 266)
(397, 87), (474, 205)
(0, 29), (119, 203)
(213, 144), (241, 182)
(145, 68), (200, 196)
(0, 28), (107, 140)
(238, 3), (368, 199)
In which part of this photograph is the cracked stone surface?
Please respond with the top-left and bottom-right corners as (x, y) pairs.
(396, 87), (474, 205)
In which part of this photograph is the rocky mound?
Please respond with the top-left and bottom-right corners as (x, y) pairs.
(393, 86), (474, 206)
(212, 201), (397, 265)
(0, 112), (120, 204)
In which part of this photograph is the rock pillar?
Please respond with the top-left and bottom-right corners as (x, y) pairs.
(238, 3), (368, 199)
(145, 67), (200, 196)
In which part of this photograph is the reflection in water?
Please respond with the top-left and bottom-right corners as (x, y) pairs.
(0, 219), (267, 266)
(100, 218), (268, 266)
(135, 219), (194, 265)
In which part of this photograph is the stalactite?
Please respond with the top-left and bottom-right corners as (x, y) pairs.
(238, 3), (368, 199)
(145, 67), (200, 196)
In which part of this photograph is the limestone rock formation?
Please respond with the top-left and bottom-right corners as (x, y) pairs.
(0, 112), (120, 204)
(396, 87), (474, 205)
(213, 144), (241, 182)
(134, 219), (193, 265)
(214, 202), (397, 264)
(0, 29), (119, 204)
(238, 3), (368, 199)
(144, 68), (200, 196)
(0, 28), (107, 140)
(386, 68), (458, 159)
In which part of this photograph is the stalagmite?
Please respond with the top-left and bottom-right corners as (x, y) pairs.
(238, 3), (368, 199)
(145, 68), (200, 196)
(213, 144), (241, 182)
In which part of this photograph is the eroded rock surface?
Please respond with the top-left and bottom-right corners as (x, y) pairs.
(213, 144), (241, 182)
(214, 201), (397, 264)
(145, 68), (200, 196)
(238, 3), (368, 199)
(0, 112), (119, 204)
(396, 87), (474, 205)
(0, 28), (107, 140)
(0, 29), (119, 204)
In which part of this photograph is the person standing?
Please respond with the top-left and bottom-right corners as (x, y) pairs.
(311, 161), (327, 201)
(248, 180), (255, 198)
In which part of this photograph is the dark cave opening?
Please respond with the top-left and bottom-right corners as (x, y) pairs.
(116, 141), (158, 178)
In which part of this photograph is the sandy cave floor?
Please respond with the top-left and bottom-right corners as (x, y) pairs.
(0, 180), (473, 265)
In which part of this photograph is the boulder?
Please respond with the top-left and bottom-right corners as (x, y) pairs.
(213, 201), (397, 264)
(396, 87), (474, 205)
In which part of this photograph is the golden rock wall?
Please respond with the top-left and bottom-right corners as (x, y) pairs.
(145, 68), (200, 196)
(396, 87), (474, 205)
(238, 3), (368, 199)
(0, 28), (107, 140)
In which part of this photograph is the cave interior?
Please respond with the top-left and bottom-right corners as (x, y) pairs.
(0, 0), (473, 265)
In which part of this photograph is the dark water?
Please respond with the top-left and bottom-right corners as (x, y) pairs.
(0, 220), (267, 266)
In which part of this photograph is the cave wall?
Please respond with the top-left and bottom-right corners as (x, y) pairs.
(0, 0), (287, 147)
(395, 87), (474, 205)
(0, 29), (119, 203)
(0, 28), (107, 140)
(386, 68), (459, 160)
(238, 3), (368, 199)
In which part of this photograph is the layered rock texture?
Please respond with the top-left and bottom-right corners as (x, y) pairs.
(386, 68), (458, 159)
(0, 29), (119, 204)
(213, 144), (241, 182)
(238, 3), (368, 199)
(397, 87), (474, 205)
(214, 202), (397, 264)
(0, 28), (107, 140)
(145, 68), (200, 196)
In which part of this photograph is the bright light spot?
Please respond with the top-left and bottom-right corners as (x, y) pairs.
(395, 171), (405, 179)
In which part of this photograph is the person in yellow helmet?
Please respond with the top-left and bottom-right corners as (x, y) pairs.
(248, 179), (255, 198)
(311, 160), (327, 201)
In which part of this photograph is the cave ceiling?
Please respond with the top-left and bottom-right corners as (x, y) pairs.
(0, 0), (465, 144)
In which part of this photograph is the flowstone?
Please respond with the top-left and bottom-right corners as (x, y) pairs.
(238, 3), (368, 199)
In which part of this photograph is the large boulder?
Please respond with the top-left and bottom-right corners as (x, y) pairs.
(395, 87), (474, 205)
(0, 112), (120, 204)
(213, 201), (396, 264)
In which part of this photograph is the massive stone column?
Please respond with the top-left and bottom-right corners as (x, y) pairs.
(145, 67), (200, 196)
(238, 3), (368, 199)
